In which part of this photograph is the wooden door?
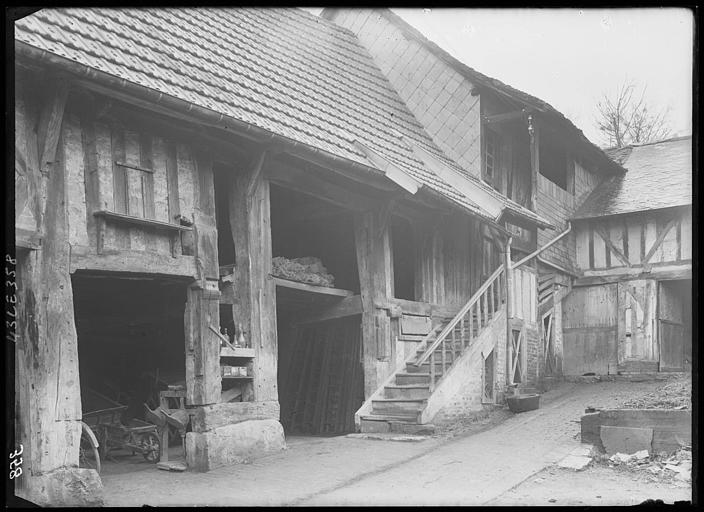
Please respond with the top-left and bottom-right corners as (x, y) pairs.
(562, 285), (618, 375)
(657, 280), (688, 371)
(617, 280), (657, 363)
(659, 321), (685, 371)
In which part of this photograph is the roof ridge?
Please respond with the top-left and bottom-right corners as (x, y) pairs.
(630, 134), (692, 147)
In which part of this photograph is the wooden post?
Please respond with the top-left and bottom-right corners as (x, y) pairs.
(229, 157), (278, 402)
(354, 206), (393, 399)
(15, 86), (82, 478)
(528, 115), (539, 212)
(502, 236), (513, 395)
(184, 151), (221, 406)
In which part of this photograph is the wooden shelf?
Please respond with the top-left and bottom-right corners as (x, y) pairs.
(272, 276), (354, 297)
(94, 210), (192, 232)
(221, 375), (253, 380)
(220, 347), (255, 358)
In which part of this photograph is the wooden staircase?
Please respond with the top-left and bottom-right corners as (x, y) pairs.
(359, 265), (507, 434)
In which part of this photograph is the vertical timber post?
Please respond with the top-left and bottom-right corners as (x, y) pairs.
(528, 115), (539, 212)
(229, 154), (278, 403)
(184, 151), (221, 406)
(354, 206), (393, 399)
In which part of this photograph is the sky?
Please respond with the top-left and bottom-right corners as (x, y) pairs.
(306, 8), (693, 147)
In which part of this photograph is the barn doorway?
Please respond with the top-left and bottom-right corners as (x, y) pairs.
(72, 272), (189, 473)
(270, 184), (364, 436)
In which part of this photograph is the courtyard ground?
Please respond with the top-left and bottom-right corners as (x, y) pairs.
(98, 376), (692, 507)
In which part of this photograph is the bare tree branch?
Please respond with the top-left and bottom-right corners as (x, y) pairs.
(594, 79), (672, 148)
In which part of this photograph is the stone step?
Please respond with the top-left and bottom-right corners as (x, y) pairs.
(395, 372), (431, 385)
(384, 384), (431, 400)
(359, 416), (434, 434)
(371, 398), (426, 417)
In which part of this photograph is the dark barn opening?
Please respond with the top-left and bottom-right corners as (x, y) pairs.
(270, 184), (364, 436)
(391, 215), (415, 301)
(72, 273), (188, 468)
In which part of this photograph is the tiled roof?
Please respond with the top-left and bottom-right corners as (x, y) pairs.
(15, 7), (547, 226)
(360, 8), (623, 175)
(572, 136), (692, 219)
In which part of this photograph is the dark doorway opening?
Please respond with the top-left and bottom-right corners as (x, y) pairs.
(391, 215), (415, 301)
(72, 272), (189, 472)
(270, 183), (364, 435)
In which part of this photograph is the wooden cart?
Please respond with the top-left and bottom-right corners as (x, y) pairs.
(82, 388), (161, 463)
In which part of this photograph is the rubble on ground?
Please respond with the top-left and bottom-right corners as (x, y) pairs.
(619, 376), (691, 410)
(594, 446), (692, 484)
(271, 256), (335, 287)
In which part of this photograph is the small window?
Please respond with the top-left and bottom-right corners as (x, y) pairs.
(539, 141), (573, 193)
(484, 129), (497, 181)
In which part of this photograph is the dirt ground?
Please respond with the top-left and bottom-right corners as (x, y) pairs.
(92, 376), (692, 506)
(488, 464), (692, 506)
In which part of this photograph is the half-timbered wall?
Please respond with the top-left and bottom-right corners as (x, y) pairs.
(62, 101), (212, 277)
(537, 158), (602, 272)
(574, 208), (692, 273)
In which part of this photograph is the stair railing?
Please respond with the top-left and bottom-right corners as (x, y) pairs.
(412, 264), (506, 386)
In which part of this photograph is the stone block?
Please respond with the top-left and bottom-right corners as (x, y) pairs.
(557, 455), (591, 470)
(17, 467), (103, 507)
(186, 418), (285, 472)
(189, 400), (280, 432)
(600, 425), (653, 455)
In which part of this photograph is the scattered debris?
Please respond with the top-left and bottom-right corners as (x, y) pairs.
(620, 376), (691, 410)
(595, 446), (692, 484)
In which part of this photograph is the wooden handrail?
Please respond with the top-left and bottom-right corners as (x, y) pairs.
(413, 264), (505, 367)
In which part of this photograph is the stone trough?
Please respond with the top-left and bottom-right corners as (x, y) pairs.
(581, 409), (691, 455)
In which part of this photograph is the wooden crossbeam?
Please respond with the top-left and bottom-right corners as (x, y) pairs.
(484, 109), (528, 124)
(594, 226), (630, 267)
(643, 218), (678, 264)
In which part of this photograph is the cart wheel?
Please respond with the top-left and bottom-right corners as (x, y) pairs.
(139, 433), (161, 463)
(79, 422), (101, 474)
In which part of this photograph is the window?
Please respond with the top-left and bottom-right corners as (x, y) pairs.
(539, 141), (573, 193)
(483, 129), (498, 183)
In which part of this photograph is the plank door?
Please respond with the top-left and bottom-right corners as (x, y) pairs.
(659, 321), (685, 371)
(562, 284), (618, 375)
(657, 280), (688, 371)
(617, 280), (657, 363)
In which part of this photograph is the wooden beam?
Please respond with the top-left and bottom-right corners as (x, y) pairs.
(574, 264), (692, 286)
(296, 295), (363, 324)
(353, 141), (421, 194)
(69, 245), (197, 277)
(528, 114), (539, 212)
(37, 75), (70, 173)
(643, 218), (677, 264)
(484, 109), (528, 124)
(594, 226), (631, 268)
(272, 277), (354, 298)
(265, 157), (380, 211)
(246, 149), (268, 202)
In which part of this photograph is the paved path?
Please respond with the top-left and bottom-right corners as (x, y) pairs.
(101, 379), (672, 506)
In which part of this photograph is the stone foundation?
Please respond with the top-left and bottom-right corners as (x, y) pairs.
(186, 418), (285, 471)
(15, 467), (103, 507)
